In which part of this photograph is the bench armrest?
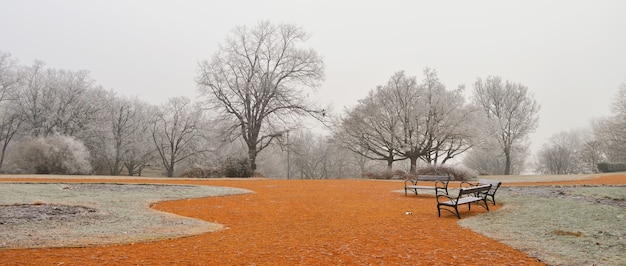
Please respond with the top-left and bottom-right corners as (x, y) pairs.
(404, 179), (417, 186)
(459, 181), (474, 189)
(436, 194), (454, 203)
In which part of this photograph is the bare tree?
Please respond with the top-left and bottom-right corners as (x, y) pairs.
(595, 81), (626, 163)
(472, 76), (539, 175)
(196, 21), (325, 174)
(14, 62), (104, 137)
(0, 52), (23, 171)
(334, 87), (404, 170)
(103, 96), (153, 175)
(535, 131), (582, 174)
(122, 102), (155, 176)
(336, 69), (475, 173)
(150, 97), (207, 177)
(396, 69), (476, 171)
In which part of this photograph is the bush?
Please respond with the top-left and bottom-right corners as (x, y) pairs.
(597, 162), (626, 173)
(222, 157), (253, 178)
(180, 166), (222, 178)
(412, 164), (478, 181)
(361, 169), (407, 180)
(8, 135), (92, 175)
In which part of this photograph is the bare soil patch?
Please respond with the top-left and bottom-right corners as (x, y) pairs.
(0, 204), (99, 225)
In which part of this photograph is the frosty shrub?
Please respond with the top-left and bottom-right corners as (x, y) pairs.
(412, 164), (478, 181)
(8, 135), (92, 175)
(180, 166), (222, 178)
(596, 162), (626, 173)
(221, 157), (253, 178)
(361, 169), (407, 180)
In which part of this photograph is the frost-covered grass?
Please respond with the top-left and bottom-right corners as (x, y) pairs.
(572, 186), (626, 201)
(459, 186), (626, 266)
(0, 183), (251, 248)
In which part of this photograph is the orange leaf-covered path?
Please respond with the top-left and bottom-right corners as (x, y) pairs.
(2, 175), (623, 265)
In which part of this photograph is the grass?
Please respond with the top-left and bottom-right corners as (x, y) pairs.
(0, 183), (250, 248)
(459, 186), (626, 266)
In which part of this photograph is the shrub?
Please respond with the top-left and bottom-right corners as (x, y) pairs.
(8, 135), (92, 175)
(597, 162), (626, 173)
(180, 166), (222, 178)
(413, 164), (478, 181)
(221, 157), (253, 178)
(361, 169), (407, 180)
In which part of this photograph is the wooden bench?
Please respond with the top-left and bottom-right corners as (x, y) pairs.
(404, 175), (451, 196)
(436, 183), (492, 219)
(471, 179), (502, 205)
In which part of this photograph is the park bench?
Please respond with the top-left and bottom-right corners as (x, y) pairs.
(404, 175), (451, 196)
(470, 179), (502, 205)
(436, 183), (492, 219)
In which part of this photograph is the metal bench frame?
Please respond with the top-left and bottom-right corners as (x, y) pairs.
(472, 179), (502, 205)
(436, 183), (492, 219)
(404, 175), (451, 196)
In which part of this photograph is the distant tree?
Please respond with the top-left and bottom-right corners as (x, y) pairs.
(463, 135), (529, 175)
(0, 52), (23, 171)
(103, 96), (152, 175)
(334, 86), (404, 170)
(535, 131), (582, 174)
(150, 97), (207, 177)
(472, 76), (539, 175)
(14, 61), (105, 137)
(196, 21), (325, 174)
(594, 81), (626, 163)
(0, 52), (22, 102)
(336, 69), (475, 173)
(398, 69), (476, 170)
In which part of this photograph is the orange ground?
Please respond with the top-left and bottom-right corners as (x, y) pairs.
(0, 175), (623, 265)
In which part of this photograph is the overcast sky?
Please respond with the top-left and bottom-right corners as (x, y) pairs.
(2, 0), (625, 156)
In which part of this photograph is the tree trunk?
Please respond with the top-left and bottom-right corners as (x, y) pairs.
(504, 146), (511, 175)
(248, 145), (257, 175)
(409, 156), (418, 174)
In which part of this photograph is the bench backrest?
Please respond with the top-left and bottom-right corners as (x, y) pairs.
(459, 184), (491, 196)
(477, 179), (502, 194)
(417, 175), (450, 182)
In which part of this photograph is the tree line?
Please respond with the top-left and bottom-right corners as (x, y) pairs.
(1, 21), (623, 177)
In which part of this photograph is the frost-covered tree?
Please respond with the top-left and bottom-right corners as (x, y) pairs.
(150, 97), (208, 177)
(536, 131), (581, 174)
(472, 76), (539, 175)
(0, 52), (23, 171)
(197, 21), (325, 174)
(594, 81), (626, 162)
(14, 62), (104, 137)
(334, 85), (404, 170)
(398, 69), (476, 170)
(536, 129), (603, 174)
(336, 69), (475, 173)
(102, 96), (153, 175)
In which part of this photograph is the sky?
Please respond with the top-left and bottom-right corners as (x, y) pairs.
(1, 0), (626, 157)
